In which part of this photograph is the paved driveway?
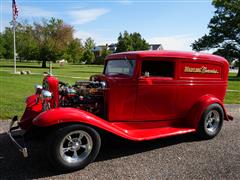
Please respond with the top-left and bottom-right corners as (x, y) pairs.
(0, 105), (239, 180)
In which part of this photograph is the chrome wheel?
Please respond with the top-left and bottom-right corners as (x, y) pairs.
(60, 130), (93, 164)
(204, 110), (220, 134)
(197, 104), (223, 139)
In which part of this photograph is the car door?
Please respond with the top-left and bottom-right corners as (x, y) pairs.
(134, 59), (177, 121)
(105, 59), (138, 122)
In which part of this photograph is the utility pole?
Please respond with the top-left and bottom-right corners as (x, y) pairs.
(13, 21), (16, 74)
(12, 0), (18, 74)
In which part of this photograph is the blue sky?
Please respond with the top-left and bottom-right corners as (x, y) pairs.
(0, 0), (215, 51)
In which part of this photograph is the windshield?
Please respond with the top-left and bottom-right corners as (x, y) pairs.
(104, 59), (136, 76)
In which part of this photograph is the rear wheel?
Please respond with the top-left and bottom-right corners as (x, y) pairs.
(197, 103), (224, 139)
(47, 124), (101, 171)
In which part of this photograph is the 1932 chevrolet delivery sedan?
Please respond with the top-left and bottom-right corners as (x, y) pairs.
(8, 50), (233, 171)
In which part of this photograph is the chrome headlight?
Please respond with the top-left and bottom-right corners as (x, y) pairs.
(41, 90), (52, 111)
(35, 84), (42, 94)
(42, 90), (52, 99)
(100, 81), (107, 88)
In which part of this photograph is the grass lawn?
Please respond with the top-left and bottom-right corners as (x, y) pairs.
(225, 73), (240, 104)
(0, 60), (239, 119)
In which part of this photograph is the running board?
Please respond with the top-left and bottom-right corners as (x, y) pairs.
(110, 125), (196, 141)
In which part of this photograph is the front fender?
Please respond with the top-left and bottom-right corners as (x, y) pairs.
(186, 94), (231, 129)
(19, 94), (42, 130)
(32, 108), (133, 140)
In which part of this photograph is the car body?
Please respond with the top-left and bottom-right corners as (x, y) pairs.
(8, 50), (233, 171)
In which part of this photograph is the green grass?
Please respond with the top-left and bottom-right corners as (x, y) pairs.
(225, 72), (240, 104)
(0, 60), (239, 119)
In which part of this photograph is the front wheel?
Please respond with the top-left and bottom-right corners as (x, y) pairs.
(197, 103), (224, 139)
(47, 124), (101, 171)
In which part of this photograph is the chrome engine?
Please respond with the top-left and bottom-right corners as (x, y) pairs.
(58, 80), (106, 117)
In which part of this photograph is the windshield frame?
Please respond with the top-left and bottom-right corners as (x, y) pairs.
(104, 59), (136, 77)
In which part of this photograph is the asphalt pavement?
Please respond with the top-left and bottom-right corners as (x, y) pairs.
(0, 104), (239, 180)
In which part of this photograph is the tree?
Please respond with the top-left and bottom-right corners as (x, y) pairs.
(33, 18), (74, 67)
(1, 22), (39, 61)
(0, 33), (6, 59)
(131, 32), (149, 51)
(1, 18), (95, 66)
(82, 37), (95, 64)
(191, 0), (240, 77)
(116, 31), (149, 52)
(84, 37), (95, 50)
(64, 38), (84, 63)
(16, 22), (39, 61)
(116, 31), (133, 52)
(2, 27), (14, 59)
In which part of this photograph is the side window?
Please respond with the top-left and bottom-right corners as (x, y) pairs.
(141, 60), (175, 77)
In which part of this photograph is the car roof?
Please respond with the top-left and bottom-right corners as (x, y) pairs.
(106, 50), (228, 64)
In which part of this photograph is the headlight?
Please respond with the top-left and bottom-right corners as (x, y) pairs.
(100, 81), (107, 88)
(42, 90), (52, 99)
(41, 90), (52, 111)
(35, 84), (42, 94)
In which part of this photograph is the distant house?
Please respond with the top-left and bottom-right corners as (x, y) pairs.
(148, 44), (163, 50)
(92, 45), (107, 57)
(108, 43), (117, 53)
(92, 43), (163, 55)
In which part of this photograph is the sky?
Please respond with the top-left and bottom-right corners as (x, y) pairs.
(0, 0), (215, 51)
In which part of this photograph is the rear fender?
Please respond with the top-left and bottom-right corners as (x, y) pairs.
(32, 108), (132, 140)
(186, 94), (231, 129)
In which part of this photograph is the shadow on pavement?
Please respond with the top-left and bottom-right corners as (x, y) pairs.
(0, 131), (199, 179)
(97, 132), (199, 162)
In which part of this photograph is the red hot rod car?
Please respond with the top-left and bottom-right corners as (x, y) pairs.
(8, 50), (233, 171)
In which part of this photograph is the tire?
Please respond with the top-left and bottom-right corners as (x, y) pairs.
(47, 124), (101, 171)
(197, 103), (224, 139)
